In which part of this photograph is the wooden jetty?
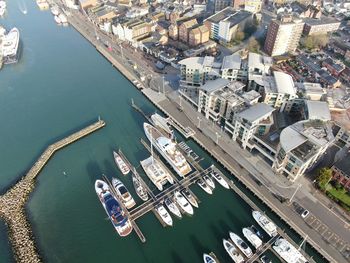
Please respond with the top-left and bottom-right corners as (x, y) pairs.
(0, 119), (106, 263)
(209, 166), (316, 263)
(101, 174), (146, 243)
(140, 138), (201, 205)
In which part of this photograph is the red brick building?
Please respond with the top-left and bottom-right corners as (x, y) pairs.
(332, 152), (350, 192)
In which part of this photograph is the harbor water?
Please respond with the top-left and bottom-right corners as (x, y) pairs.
(0, 1), (325, 262)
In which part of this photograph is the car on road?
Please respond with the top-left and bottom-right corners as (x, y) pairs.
(301, 209), (310, 219)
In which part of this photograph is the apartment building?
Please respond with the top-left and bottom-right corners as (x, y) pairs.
(250, 71), (297, 110)
(113, 19), (151, 42)
(225, 103), (275, 149)
(188, 25), (210, 46)
(197, 78), (247, 122)
(303, 18), (340, 36)
(204, 7), (252, 43)
(179, 56), (221, 88)
(221, 54), (247, 81)
(264, 16), (304, 56)
(179, 53), (250, 88)
(179, 18), (198, 43)
(273, 120), (334, 181)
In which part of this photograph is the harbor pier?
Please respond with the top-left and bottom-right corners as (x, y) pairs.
(0, 119), (105, 263)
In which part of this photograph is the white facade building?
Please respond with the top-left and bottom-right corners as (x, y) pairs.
(273, 120), (334, 181)
(225, 103), (275, 149)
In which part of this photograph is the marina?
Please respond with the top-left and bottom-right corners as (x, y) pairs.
(86, 120), (316, 263)
(0, 1), (340, 262)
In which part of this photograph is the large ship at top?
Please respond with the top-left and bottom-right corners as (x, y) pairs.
(0, 0), (6, 16)
(252, 210), (277, 237)
(273, 238), (308, 263)
(94, 180), (133, 237)
(2, 27), (20, 64)
(144, 123), (191, 177)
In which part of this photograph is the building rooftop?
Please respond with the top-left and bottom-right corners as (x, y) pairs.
(273, 71), (296, 95)
(306, 100), (331, 121)
(333, 152), (350, 176)
(221, 54), (241, 70)
(237, 103), (275, 123)
(263, 71), (296, 96)
(178, 56), (215, 69)
(304, 17), (340, 25)
(200, 78), (230, 93)
(299, 82), (324, 94)
(248, 52), (272, 74)
(205, 7), (251, 26)
(241, 90), (261, 103)
(280, 120), (334, 160)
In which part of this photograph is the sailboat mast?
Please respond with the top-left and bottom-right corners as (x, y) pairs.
(151, 132), (154, 165)
(298, 235), (308, 251)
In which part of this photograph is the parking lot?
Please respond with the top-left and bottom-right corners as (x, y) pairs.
(291, 202), (350, 260)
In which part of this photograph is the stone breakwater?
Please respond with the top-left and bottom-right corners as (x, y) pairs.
(0, 120), (105, 262)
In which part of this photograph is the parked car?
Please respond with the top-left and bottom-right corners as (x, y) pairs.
(301, 209), (310, 219)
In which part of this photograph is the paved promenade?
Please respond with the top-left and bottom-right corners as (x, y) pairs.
(0, 120), (105, 262)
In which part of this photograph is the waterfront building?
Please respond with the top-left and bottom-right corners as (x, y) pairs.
(272, 120), (334, 181)
(264, 16), (304, 56)
(179, 56), (221, 88)
(221, 53), (247, 81)
(204, 7), (252, 44)
(303, 18), (340, 36)
(113, 19), (151, 43)
(179, 53), (249, 88)
(247, 52), (272, 81)
(250, 71), (297, 110)
(225, 103), (275, 149)
(332, 152), (350, 192)
(334, 124), (350, 148)
(197, 78), (247, 122)
(244, 0), (263, 13)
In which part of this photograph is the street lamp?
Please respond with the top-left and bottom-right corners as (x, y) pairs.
(197, 116), (202, 129)
(289, 183), (302, 203)
(215, 132), (221, 145)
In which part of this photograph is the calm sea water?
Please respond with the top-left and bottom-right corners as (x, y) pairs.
(0, 1), (325, 262)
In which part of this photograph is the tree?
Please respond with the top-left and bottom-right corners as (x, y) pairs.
(235, 29), (245, 42)
(248, 38), (260, 52)
(317, 167), (332, 190)
(302, 34), (329, 50)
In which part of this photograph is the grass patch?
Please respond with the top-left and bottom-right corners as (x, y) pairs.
(327, 187), (350, 206)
